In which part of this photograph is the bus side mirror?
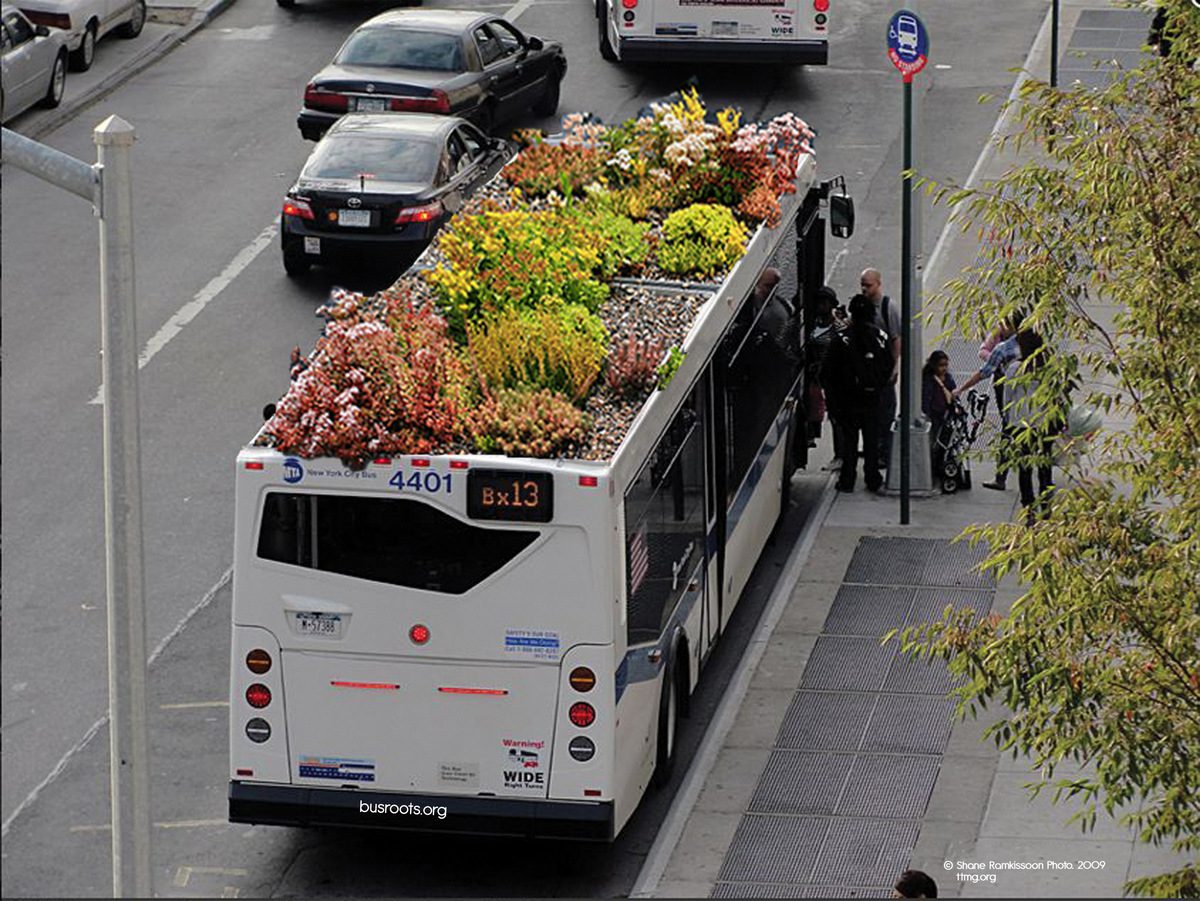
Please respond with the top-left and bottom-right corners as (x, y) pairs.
(263, 403), (277, 421)
(830, 194), (855, 239)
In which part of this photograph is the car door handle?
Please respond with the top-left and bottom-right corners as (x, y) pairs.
(487, 75), (498, 86)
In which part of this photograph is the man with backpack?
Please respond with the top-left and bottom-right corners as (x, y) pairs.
(822, 294), (893, 493)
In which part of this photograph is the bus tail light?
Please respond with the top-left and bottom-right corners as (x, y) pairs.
(246, 684), (272, 709)
(569, 702), (596, 727)
(246, 649), (272, 674)
(570, 667), (596, 692)
(621, 0), (637, 7)
(245, 718), (271, 743)
(813, 0), (829, 10)
(450, 460), (469, 470)
(244, 461), (264, 470)
(579, 475), (599, 487)
(410, 624), (430, 644)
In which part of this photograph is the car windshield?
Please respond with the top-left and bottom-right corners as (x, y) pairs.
(304, 135), (438, 184)
(335, 28), (464, 72)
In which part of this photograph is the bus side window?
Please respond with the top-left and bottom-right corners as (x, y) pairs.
(623, 391), (705, 646)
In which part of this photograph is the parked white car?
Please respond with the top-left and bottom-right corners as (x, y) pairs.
(1, 4), (68, 122)
(16, 0), (144, 72)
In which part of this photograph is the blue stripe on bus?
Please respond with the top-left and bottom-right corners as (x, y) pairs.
(616, 405), (793, 702)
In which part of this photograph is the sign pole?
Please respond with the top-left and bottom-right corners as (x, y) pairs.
(900, 75), (913, 524)
(1051, 0), (1059, 87)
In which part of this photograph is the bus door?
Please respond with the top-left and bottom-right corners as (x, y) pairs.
(701, 364), (725, 653)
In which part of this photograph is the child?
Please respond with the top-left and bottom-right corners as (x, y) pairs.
(921, 350), (956, 490)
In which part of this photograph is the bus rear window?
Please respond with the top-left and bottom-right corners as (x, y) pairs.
(257, 492), (539, 594)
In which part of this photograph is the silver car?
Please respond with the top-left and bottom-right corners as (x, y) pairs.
(1, 4), (68, 123)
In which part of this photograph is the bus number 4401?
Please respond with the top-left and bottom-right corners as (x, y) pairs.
(388, 471), (453, 493)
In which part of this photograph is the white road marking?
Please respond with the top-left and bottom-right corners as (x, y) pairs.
(504, 0), (538, 21)
(70, 819), (229, 834)
(90, 220), (280, 405)
(2, 567), (232, 839)
(159, 700), (230, 710)
(174, 866), (248, 888)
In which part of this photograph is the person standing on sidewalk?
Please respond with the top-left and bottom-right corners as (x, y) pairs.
(977, 318), (1020, 491)
(921, 350), (956, 489)
(859, 268), (901, 473)
(1006, 329), (1056, 524)
(822, 294), (892, 493)
(955, 324), (1022, 488)
(806, 286), (842, 457)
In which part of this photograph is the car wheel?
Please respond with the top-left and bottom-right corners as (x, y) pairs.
(598, 2), (617, 61)
(282, 242), (311, 277)
(40, 50), (67, 109)
(116, 0), (146, 38)
(532, 69), (561, 117)
(70, 22), (97, 72)
(652, 651), (683, 789)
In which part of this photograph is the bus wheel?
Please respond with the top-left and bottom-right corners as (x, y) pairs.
(653, 654), (682, 788)
(598, 2), (617, 61)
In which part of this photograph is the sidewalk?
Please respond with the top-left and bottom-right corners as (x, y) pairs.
(636, 2), (1189, 897)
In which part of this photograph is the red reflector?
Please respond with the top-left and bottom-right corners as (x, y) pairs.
(246, 684), (271, 709)
(621, 0), (637, 8)
(236, 768), (254, 777)
(244, 461), (264, 470)
(410, 458), (430, 467)
(409, 624), (430, 645)
(438, 687), (509, 696)
(813, 0), (829, 9)
(373, 456), (392, 465)
(584, 789), (602, 797)
(330, 681), (400, 690)
(569, 702), (596, 727)
(449, 460), (469, 470)
(579, 475), (599, 487)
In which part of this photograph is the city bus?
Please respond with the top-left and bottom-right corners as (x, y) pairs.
(228, 155), (852, 840)
(596, 0), (830, 65)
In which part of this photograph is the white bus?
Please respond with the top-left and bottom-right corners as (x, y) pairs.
(596, 0), (830, 65)
(228, 157), (852, 840)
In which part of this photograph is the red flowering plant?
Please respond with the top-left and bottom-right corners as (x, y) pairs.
(502, 143), (607, 198)
(263, 288), (473, 464)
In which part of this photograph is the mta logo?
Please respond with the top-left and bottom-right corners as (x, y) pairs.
(283, 458), (304, 484)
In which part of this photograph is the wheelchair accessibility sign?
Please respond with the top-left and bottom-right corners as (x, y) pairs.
(887, 9), (929, 81)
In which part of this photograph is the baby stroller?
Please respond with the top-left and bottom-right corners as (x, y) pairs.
(933, 389), (989, 494)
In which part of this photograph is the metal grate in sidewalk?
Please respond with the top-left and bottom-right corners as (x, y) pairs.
(711, 537), (996, 898)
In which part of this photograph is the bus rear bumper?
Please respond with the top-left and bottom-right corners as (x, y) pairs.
(617, 37), (827, 65)
(229, 781), (615, 841)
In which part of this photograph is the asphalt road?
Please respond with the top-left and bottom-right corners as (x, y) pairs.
(1, 0), (1047, 895)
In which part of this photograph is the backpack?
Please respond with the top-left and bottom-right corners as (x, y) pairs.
(844, 327), (892, 393)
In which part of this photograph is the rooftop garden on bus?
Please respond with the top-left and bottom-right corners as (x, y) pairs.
(261, 91), (814, 464)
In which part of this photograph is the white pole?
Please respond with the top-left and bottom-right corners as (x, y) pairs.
(94, 114), (154, 899)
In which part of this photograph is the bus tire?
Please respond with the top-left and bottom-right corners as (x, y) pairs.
(598, 2), (617, 61)
(652, 648), (683, 788)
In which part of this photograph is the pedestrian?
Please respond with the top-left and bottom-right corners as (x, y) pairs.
(892, 869), (938, 898)
(955, 320), (1023, 490)
(859, 268), (901, 471)
(821, 294), (892, 493)
(1006, 329), (1056, 525)
(806, 286), (841, 456)
(921, 350), (956, 490)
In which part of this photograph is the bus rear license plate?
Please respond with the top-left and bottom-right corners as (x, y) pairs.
(295, 612), (342, 638)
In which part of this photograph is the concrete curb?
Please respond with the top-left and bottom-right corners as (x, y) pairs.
(629, 472), (838, 899)
(27, 0), (238, 142)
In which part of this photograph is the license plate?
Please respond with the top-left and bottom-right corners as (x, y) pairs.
(304, 236), (321, 255)
(338, 209), (371, 227)
(295, 612), (342, 638)
(355, 97), (388, 112)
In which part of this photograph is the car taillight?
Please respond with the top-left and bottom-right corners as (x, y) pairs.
(813, 0), (829, 10)
(246, 684), (272, 709)
(395, 200), (444, 225)
(304, 84), (349, 112)
(24, 10), (71, 29)
(388, 90), (451, 114)
(283, 197), (314, 220)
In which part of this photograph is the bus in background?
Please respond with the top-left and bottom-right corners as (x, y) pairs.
(597, 0), (829, 64)
(228, 152), (853, 841)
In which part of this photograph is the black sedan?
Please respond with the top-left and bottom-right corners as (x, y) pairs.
(280, 112), (510, 276)
(297, 8), (565, 141)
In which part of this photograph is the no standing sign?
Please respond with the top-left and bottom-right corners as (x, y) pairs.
(887, 9), (929, 82)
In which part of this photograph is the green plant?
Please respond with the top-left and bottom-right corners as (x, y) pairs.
(656, 203), (749, 278)
(606, 334), (666, 398)
(470, 387), (591, 457)
(655, 346), (684, 389)
(467, 300), (609, 403)
(502, 143), (606, 197)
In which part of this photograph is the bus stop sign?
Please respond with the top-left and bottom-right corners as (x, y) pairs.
(887, 9), (929, 82)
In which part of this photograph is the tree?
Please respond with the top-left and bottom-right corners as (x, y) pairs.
(896, 2), (1200, 896)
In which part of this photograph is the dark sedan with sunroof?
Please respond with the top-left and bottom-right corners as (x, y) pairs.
(298, 8), (566, 141)
(280, 112), (510, 276)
